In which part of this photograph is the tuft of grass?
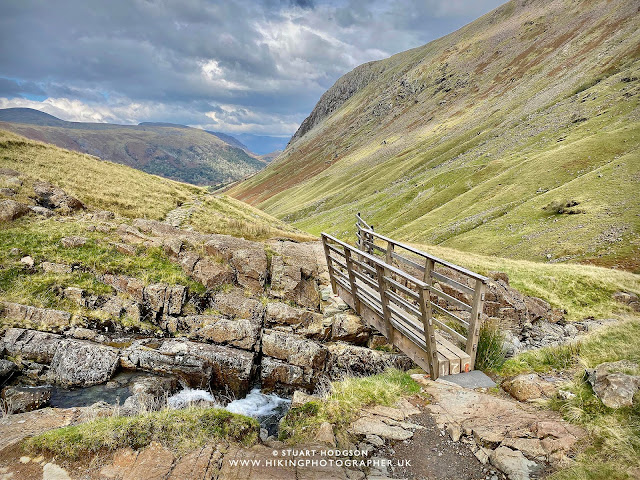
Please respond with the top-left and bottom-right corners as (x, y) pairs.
(279, 368), (421, 445)
(498, 342), (582, 376)
(475, 319), (507, 372)
(25, 407), (259, 459)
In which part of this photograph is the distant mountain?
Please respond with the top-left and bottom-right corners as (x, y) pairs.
(206, 131), (249, 152)
(0, 108), (264, 186)
(258, 150), (282, 164)
(231, 0), (640, 270)
(138, 122), (189, 129)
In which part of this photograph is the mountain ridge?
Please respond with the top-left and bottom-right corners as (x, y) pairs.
(230, 0), (640, 271)
(0, 108), (264, 186)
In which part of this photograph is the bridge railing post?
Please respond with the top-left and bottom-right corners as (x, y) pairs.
(344, 248), (361, 315)
(466, 279), (485, 370)
(418, 283), (439, 379)
(322, 235), (337, 294)
(375, 263), (395, 345)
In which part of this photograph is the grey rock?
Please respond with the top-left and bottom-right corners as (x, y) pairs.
(260, 356), (315, 393)
(1, 386), (51, 413)
(349, 416), (413, 440)
(188, 315), (261, 351)
(268, 240), (321, 309)
(211, 289), (265, 321)
(49, 339), (120, 387)
(502, 374), (557, 402)
(20, 256), (35, 267)
(0, 359), (16, 382)
(2, 328), (62, 363)
(331, 313), (369, 344)
(325, 342), (412, 380)
(261, 329), (327, 370)
(30, 206), (55, 217)
(0, 199), (30, 222)
(290, 390), (319, 408)
(60, 236), (87, 248)
(586, 360), (640, 408)
(489, 446), (539, 480)
(1, 303), (72, 331)
(33, 182), (84, 212)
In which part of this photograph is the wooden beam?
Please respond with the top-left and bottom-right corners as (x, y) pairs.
(344, 248), (361, 315)
(375, 263), (395, 345)
(466, 279), (485, 370)
(322, 236), (337, 293)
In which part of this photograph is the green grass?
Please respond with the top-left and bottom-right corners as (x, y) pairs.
(25, 407), (259, 459)
(494, 318), (640, 480)
(279, 369), (421, 446)
(475, 320), (508, 371)
(230, 1), (640, 270)
(0, 129), (311, 242)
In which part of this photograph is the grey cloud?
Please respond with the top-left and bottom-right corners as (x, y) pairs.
(0, 0), (504, 138)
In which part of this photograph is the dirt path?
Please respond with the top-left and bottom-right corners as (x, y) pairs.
(163, 197), (202, 227)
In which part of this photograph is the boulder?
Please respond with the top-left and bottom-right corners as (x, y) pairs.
(1, 303), (72, 332)
(290, 390), (320, 408)
(489, 446), (540, 480)
(100, 296), (141, 322)
(268, 240), (322, 309)
(144, 283), (187, 316)
(325, 342), (412, 379)
(260, 356), (315, 393)
(0, 359), (16, 383)
(33, 182), (84, 212)
(192, 257), (235, 289)
(1, 386), (51, 413)
(349, 416), (414, 441)
(586, 360), (640, 408)
(49, 339), (120, 387)
(186, 315), (261, 351)
(30, 206), (55, 217)
(60, 236), (87, 248)
(102, 274), (145, 302)
(330, 313), (369, 345)
(2, 328), (62, 363)
(502, 374), (557, 402)
(261, 329), (327, 370)
(315, 422), (336, 447)
(211, 289), (265, 321)
(0, 199), (30, 222)
(265, 302), (323, 327)
(20, 256), (34, 267)
(120, 339), (255, 396)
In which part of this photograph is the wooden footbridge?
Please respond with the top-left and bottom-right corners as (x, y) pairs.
(321, 215), (487, 379)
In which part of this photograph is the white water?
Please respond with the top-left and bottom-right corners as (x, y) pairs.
(167, 388), (217, 409)
(226, 388), (291, 419)
(167, 387), (291, 435)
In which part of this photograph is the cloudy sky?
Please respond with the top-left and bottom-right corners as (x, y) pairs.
(0, 0), (503, 152)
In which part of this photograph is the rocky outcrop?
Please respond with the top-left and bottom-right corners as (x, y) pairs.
(120, 338), (255, 396)
(0, 199), (30, 222)
(268, 240), (322, 309)
(179, 252), (235, 289)
(260, 356), (315, 393)
(33, 182), (84, 212)
(2, 328), (62, 363)
(325, 342), (412, 379)
(49, 339), (120, 387)
(1, 386), (51, 413)
(262, 329), (327, 370)
(586, 360), (640, 408)
(204, 235), (267, 294)
(1, 303), (72, 332)
(173, 315), (261, 351)
(330, 313), (370, 345)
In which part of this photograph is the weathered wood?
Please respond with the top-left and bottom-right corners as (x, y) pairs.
(375, 263), (395, 344)
(466, 279), (485, 370)
(322, 238), (337, 293)
(418, 285), (439, 379)
(344, 248), (361, 315)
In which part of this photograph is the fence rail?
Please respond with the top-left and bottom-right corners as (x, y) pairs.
(321, 215), (487, 379)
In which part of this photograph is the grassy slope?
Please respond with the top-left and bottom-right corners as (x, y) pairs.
(0, 120), (263, 186)
(230, 0), (640, 271)
(0, 129), (310, 240)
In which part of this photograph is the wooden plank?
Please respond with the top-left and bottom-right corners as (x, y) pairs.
(418, 285), (439, 379)
(436, 339), (461, 375)
(359, 227), (488, 282)
(344, 249), (361, 314)
(383, 276), (420, 301)
(428, 286), (473, 312)
(431, 270), (475, 296)
(385, 289), (422, 318)
(438, 336), (471, 374)
(466, 279), (485, 370)
(392, 251), (425, 272)
(328, 255), (348, 270)
(432, 303), (470, 329)
(351, 268), (379, 290)
(322, 237), (337, 293)
(325, 242), (346, 257)
(376, 263), (395, 344)
(432, 318), (468, 343)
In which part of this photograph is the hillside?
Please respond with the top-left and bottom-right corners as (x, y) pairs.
(230, 0), (640, 271)
(0, 130), (309, 241)
(0, 108), (264, 186)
